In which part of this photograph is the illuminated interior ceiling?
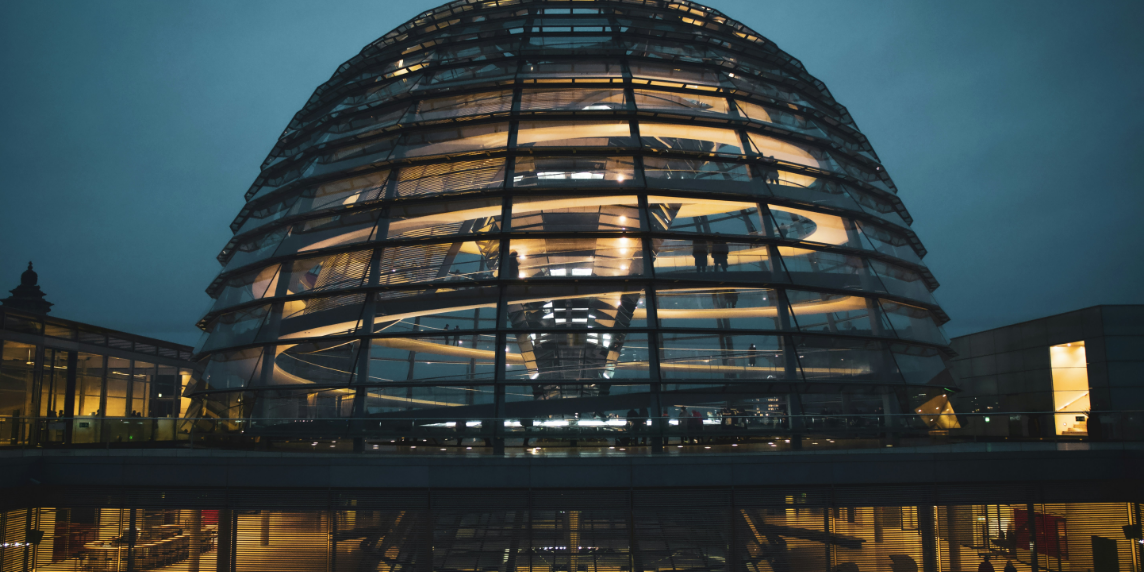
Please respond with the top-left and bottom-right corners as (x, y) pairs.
(1050, 341), (1090, 435)
(189, 0), (956, 422)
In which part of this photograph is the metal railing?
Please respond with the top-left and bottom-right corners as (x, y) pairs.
(0, 410), (1140, 454)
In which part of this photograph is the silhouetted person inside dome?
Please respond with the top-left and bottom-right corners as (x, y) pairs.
(505, 251), (521, 279)
(711, 235), (729, 271)
(691, 240), (708, 272)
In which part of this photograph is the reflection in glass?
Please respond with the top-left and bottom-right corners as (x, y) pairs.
(385, 197), (502, 240)
(373, 287), (499, 335)
(509, 238), (643, 279)
(284, 250), (371, 296)
(634, 90), (729, 115)
(520, 88), (627, 111)
(507, 333), (649, 382)
(504, 285), (646, 329)
(368, 335), (498, 383)
(749, 133), (826, 169)
(268, 341), (361, 387)
(516, 121), (634, 148)
(880, 300), (948, 345)
(397, 123), (510, 158)
(278, 293), (366, 340)
(396, 158), (506, 198)
(647, 196), (763, 236)
(655, 288), (782, 330)
(640, 123), (743, 155)
(513, 156), (635, 186)
(652, 239), (774, 277)
(511, 196), (640, 232)
(378, 241), (500, 286)
(786, 290), (886, 336)
(659, 333), (788, 379)
(408, 91), (513, 122)
(643, 158), (751, 183)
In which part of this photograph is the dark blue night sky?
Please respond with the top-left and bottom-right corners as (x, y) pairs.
(1, 0), (1141, 346)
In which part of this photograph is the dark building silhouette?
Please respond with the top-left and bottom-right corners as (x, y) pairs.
(1, 262), (53, 315)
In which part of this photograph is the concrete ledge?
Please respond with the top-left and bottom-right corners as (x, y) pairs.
(1, 443), (1140, 491)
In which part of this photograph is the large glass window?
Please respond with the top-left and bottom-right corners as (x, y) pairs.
(640, 123), (744, 155)
(238, 171), (389, 235)
(363, 384), (495, 416)
(373, 286), (499, 335)
(880, 300), (948, 346)
(513, 156), (636, 187)
(396, 158), (506, 198)
(510, 196), (641, 232)
(0, 341), (36, 418)
(786, 290), (888, 337)
(857, 220), (923, 264)
(200, 305), (270, 353)
(749, 133), (827, 169)
(105, 356), (131, 417)
(794, 337), (896, 383)
(507, 333), (649, 381)
(504, 284), (647, 329)
(633, 90), (729, 116)
(408, 90), (513, 122)
(252, 387), (356, 420)
(520, 60), (622, 79)
(384, 197), (502, 240)
(267, 341), (362, 387)
(1050, 341), (1090, 436)
(198, 348), (264, 392)
(520, 88), (627, 112)
(779, 247), (883, 293)
(74, 353), (104, 417)
(278, 293), (367, 340)
(643, 158), (752, 188)
(367, 335), (498, 383)
(630, 62), (721, 87)
(131, 362), (154, 417)
(283, 249), (372, 296)
(769, 205), (863, 249)
(396, 123), (510, 158)
(868, 259), (937, 305)
(507, 237), (644, 279)
(224, 227), (287, 273)
(516, 121), (634, 148)
(323, 135), (397, 165)
(211, 264), (280, 313)
(658, 333), (790, 380)
(378, 241), (500, 286)
(652, 239), (774, 278)
(273, 208), (383, 259)
(423, 62), (516, 87)
(655, 287), (785, 330)
(647, 196), (763, 236)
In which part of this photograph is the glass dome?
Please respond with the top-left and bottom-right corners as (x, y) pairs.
(185, 0), (956, 450)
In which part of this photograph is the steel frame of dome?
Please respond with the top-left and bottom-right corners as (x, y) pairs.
(187, 0), (957, 451)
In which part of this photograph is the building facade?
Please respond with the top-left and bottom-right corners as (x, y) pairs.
(950, 305), (1144, 440)
(188, 0), (958, 451)
(0, 264), (195, 446)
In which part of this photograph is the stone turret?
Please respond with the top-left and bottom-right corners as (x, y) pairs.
(2, 262), (53, 314)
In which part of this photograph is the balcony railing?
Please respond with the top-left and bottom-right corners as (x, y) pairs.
(1, 410), (1140, 455)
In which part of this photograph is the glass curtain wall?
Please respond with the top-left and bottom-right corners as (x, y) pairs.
(189, 0), (956, 450)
